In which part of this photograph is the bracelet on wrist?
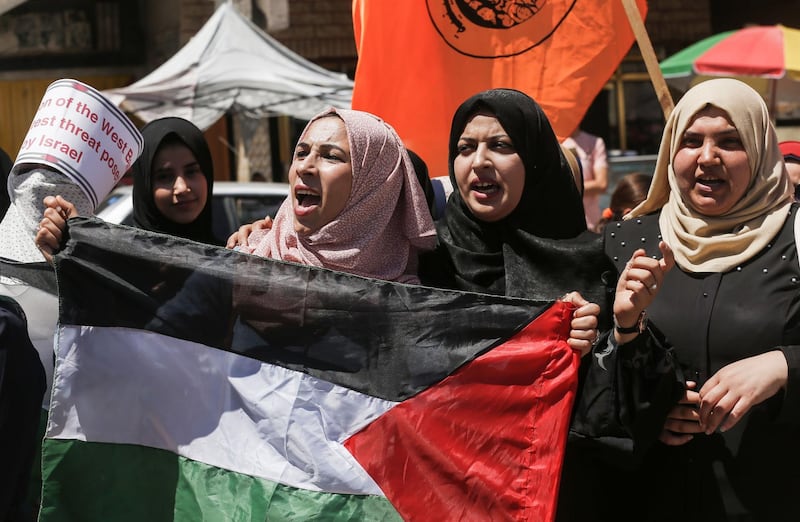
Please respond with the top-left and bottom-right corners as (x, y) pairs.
(614, 310), (647, 335)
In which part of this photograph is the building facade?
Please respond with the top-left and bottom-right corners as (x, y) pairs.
(0, 0), (797, 180)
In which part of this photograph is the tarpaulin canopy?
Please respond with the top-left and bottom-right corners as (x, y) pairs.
(103, 2), (353, 129)
(0, 0), (27, 16)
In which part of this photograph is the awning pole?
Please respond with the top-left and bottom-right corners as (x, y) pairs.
(232, 114), (251, 182)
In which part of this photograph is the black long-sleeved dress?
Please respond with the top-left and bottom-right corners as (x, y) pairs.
(600, 205), (800, 521)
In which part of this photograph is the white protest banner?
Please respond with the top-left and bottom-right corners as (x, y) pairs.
(13, 79), (144, 209)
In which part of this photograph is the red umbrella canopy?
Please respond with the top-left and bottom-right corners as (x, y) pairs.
(660, 25), (800, 80)
(660, 25), (800, 119)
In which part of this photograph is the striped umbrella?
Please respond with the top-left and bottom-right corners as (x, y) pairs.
(660, 25), (800, 118)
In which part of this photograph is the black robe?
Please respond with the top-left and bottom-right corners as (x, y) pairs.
(594, 208), (800, 522)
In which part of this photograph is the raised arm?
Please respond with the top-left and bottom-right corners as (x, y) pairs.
(35, 195), (78, 265)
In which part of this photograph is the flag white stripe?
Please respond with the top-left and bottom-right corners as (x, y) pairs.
(47, 325), (397, 496)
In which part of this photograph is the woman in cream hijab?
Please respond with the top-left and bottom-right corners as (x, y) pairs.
(601, 78), (798, 521)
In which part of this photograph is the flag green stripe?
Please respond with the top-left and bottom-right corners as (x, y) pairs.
(40, 439), (402, 522)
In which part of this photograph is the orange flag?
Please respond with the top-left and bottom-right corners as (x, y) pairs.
(352, 0), (647, 177)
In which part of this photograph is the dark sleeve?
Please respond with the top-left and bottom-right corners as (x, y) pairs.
(0, 296), (46, 403)
(570, 321), (685, 460)
(569, 330), (629, 440)
(615, 321), (686, 457)
(418, 245), (458, 290)
(0, 296), (46, 513)
(776, 346), (800, 424)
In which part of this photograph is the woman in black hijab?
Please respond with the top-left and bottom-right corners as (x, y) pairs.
(420, 89), (680, 522)
(420, 88), (613, 309)
(131, 117), (219, 244)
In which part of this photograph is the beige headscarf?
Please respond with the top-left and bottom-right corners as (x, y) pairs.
(242, 108), (436, 283)
(627, 78), (792, 273)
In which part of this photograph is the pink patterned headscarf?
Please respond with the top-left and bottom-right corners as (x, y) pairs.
(242, 108), (436, 283)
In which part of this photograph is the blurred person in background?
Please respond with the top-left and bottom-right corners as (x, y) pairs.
(562, 127), (608, 231)
(596, 172), (652, 233)
(779, 140), (800, 200)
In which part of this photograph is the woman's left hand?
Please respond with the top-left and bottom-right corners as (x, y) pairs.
(225, 217), (273, 250)
(698, 350), (788, 433)
(560, 291), (601, 357)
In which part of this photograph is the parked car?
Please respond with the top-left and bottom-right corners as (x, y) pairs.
(95, 181), (290, 241)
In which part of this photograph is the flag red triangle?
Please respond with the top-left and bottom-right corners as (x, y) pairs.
(345, 302), (579, 521)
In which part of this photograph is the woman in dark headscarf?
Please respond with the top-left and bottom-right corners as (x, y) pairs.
(37, 117), (219, 302)
(419, 89), (679, 522)
(420, 88), (613, 310)
(131, 117), (218, 244)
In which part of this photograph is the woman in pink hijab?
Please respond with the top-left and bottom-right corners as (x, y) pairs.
(238, 107), (436, 283)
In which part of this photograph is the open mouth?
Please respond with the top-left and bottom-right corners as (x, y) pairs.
(696, 176), (724, 189)
(471, 180), (500, 195)
(296, 189), (321, 208)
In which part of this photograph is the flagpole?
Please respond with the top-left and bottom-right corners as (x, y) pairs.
(620, 0), (674, 120)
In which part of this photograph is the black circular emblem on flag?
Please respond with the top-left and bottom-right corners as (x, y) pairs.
(426, 0), (577, 58)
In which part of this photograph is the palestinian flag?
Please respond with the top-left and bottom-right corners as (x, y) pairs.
(40, 218), (579, 521)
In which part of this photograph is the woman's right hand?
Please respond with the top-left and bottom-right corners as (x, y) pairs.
(659, 380), (703, 446)
(560, 291), (600, 358)
(35, 195), (77, 265)
(226, 217), (273, 250)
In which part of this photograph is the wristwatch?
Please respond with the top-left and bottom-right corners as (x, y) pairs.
(615, 310), (647, 334)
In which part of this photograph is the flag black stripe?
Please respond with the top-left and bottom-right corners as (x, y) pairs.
(0, 259), (57, 295)
(56, 218), (551, 402)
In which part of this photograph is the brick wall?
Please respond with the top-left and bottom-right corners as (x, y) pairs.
(179, 0), (216, 45)
(169, 0), (711, 78)
(268, 0), (357, 75)
(711, 0), (800, 32)
(144, 0), (220, 70)
(168, 0), (357, 75)
(645, 0), (712, 57)
(143, 0), (180, 70)
(144, 0), (220, 65)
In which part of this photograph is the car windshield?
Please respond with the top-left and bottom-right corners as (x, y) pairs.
(94, 192), (128, 215)
(212, 194), (286, 240)
(95, 183), (290, 242)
